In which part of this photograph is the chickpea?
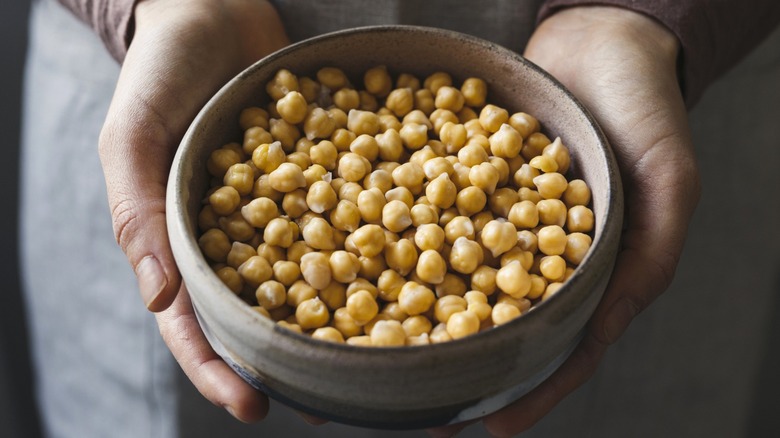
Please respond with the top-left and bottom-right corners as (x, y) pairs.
(522, 132), (552, 161)
(350, 224), (386, 258)
(311, 327), (345, 344)
(449, 236), (483, 274)
(392, 162), (425, 194)
(542, 282), (564, 301)
(434, 295), (468, 324)
(330, 200), (361, 232)
(414, 88), (436, 115)
(295, 297), (330, 330)
(298, 251), (331, 290)
(516, 230), (539, 254)
(198, 205), (220, 231)
(540, 255), (567, 282)
(563, 179), (591, 207)
(346, 335), (373, 347)
(410, 204), (439, 227)
(218, 212), (255, 242)
(307, 141), (336, 171)
(421, 157), (454, 181)
(255, 280), (286, 310)
(489, 123), (522, 158)
(331, 128), (357, 151)
(471, 210), (495, 233)
(300, 180), (336, 215)
(529, 154), (559, 173)
(282, 189), (309, 218)
(384, 239), (418, 277)
(537, 199), (567, 226)
(257, 243), (285, 266)
(429, 323), (453, 344)
(429, 108), (459, 135)
(347, 109), (380, 136)
(214, 266), (243, 293)
(533, 172), (568, 200)
(252, 174), (283, 203)
(567, 205), (595, 233)
(263, 217), (295, 248)
(199, 228), (232, 262)
(446, 311), (480, 340)
(338, 181), (363, 204)
(471, 266), (497, 296)
(435, 122), (465, 155)
(492, 302), (522, 325)
(286, 151), (312, 171)
(402, 315), (433, 337)
(382, 200), (413, 233)
(457, 143), (489, 167)
(363, 169), (393, 193)
(364, 65), (392, 97)
(275, 91), (307, 125)
(403, 109), (433, 130)
(422, 173), (455, 209)
(416, 250), (447, 285)
(333, 307), (363, 338)
(469, 162), (501, 195)
(479, 104), (509, 133)
(434, 273), (467, 298)
(337, 152), (369, 183)
(357, 187), (386, 224)
(269, 118), (300, 151)
(266, 162), (305, 194)
(346, 289), (379, 326)
(496, 260), (532, 298)
(226, 241), (257, 269)
(399, 123), (429, 150)
(398, 281), (436, 316)
(237, 255), (273, 288)
(375, 128), (404, 162)
(370, 320), (406, 347)
(517, 186), (542, 204)
(542, 137), (571, 174)
(564, 232), (592, 265)
(302, 217), (336, 250)
(480, 220), (517, 257)
(537, 225), (567, 256)
(325, 250), (358, 284)
(452, 186), (485, 218)
(239, 107), (270, 131)
(434, 86), (465, 112)
(385, 187), (415, 209)
(266, 68), (299, 100)
(270, 260), (299, 287)
(208, 186), (240, 216)
(317, 280), (347, 311)
(443, 215), (475, 244)
(377, 269), (406, 302)
(506, 112), (539, 138)
(385, 87), (414, 117)
(423, 71), (452, 94)
(507, 200), (539, 229)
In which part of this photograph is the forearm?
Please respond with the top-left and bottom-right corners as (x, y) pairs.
(539, 0), (780, 107)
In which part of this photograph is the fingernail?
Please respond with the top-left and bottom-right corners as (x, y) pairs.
(603, 297), (639, 344)
(225, 405), (238, 419)
(136, 256), (167, 309)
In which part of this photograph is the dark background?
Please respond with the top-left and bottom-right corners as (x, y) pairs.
(0, 1), (40, 438)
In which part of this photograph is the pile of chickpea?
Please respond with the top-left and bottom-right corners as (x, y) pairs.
(197, 66), (594, 347)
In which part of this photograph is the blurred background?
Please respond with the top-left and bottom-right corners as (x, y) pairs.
(0, 1), (40, 437)
(1, 2), (779, 438)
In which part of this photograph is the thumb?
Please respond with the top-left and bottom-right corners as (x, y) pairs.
(99, 106), (181, 311)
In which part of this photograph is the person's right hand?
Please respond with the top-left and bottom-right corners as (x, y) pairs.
(98, 0), (289, 422)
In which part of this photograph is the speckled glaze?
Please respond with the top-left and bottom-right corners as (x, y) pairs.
(166, 26), (623, 429)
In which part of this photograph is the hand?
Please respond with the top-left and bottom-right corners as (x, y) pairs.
(98, 0), (289, 422)
(482, 6), (701, 436)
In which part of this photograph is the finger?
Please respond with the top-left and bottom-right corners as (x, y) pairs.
(592, 133), (701, 343)
(156, 286), (269, 422)
(427, 419), (475, 437)
(482, 333), (607, 437)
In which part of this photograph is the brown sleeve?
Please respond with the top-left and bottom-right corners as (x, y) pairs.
(538, 0), (780, 107)
(56, 0), (139, 62)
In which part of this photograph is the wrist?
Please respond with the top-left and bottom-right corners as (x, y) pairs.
(527, 6), (679, 82)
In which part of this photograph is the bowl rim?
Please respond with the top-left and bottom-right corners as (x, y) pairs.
(167, 24), (623, 356)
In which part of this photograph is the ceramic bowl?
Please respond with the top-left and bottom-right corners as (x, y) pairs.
(166, 25), (623, 429)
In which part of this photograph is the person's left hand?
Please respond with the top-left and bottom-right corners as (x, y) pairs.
(430, 6), (701, 437)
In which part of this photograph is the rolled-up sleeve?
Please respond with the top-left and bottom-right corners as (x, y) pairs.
(56, 0), (139, 62)
(538, 0), (780, 107)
